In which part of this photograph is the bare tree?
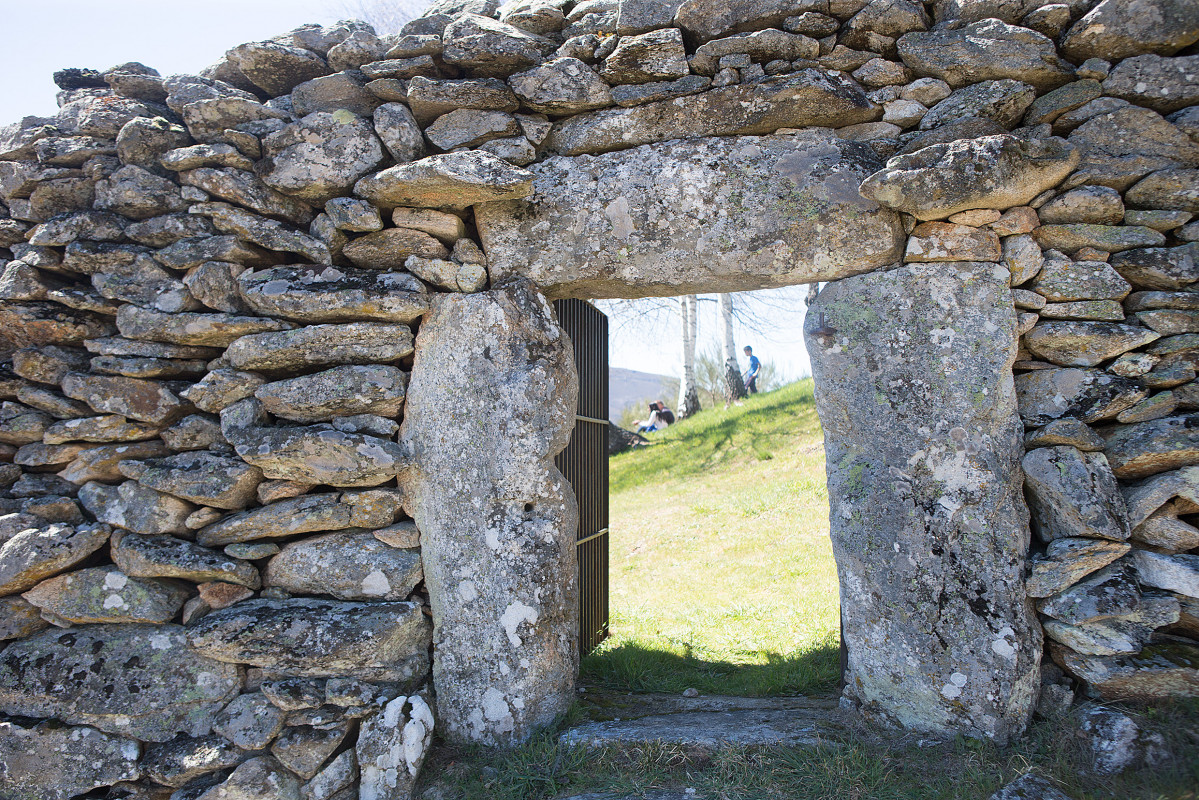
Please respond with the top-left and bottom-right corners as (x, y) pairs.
(328, 0), (433, 33)
(719, 293), (747, 404)
(677, 294), (700, 418)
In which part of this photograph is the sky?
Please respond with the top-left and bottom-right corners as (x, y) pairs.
(2, 1), (815, 383)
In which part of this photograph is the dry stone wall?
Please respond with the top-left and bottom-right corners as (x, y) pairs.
(0, 0), (1196, 796)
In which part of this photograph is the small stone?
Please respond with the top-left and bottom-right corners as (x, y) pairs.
(214, 692), (287, 750)
(601, 29), (688, 85)
(182, 370), (267, 414)
(1030, 257), (1130, 302)
(230, 427), (407, 488)
(262, 678), (326, 712)
(1076, 706), (1167, 776)
(196, 581), (255, 610)
(991, 207), (1040, 236)
(1023, 446), (1130, 543)
(189, 203), (332, 266)
(1126, 169), (1199, 214)
(1111, 244), (1199, 291)
(325, 198), (383, 232)
(405, 76), (519, 127)
(405, 255), (488, 293)
(1137, 309), (1199, 336)
(227, 542), (281, 560)
(988, 773), (1073, 800)
(441, 13), (552, 78)
(1053, 641), (1199, 702)
(0, 596), (50, 641)
(1028, 538), (1131, 598)
(226, 323), (414, 372)
(141, 735), (245, 788)
(1024, 321), (1159, 367)
(1037, 561), (1141, 625)
(178, 168), (314, 227)
(356, 696), (434, 800)
(80, 481), (195, 536)
(373, 522), (419, 549)
(266, 531), (421, 601)
(1132, 500), (1199, 551)
(1033, 225), (1166, 255)
(1039, 186), (1124, 226)
(1040, 300), (1125, 322)
(1125, 210), (1193, 231)
(196, 756), (301, 800)
(272, 724), (352, 780)
(1134, 550), (1199, 597)
(343, 228), (449, 270)
(904, 222), (1000, 262)
(117, 306), (295, 348)
(1024, 418), (1105, 451)
(21, 565), (188, 625)
(1102, 54), (1199, 115)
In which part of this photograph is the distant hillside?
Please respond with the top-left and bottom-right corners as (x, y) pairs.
(609, 367), (678, 420)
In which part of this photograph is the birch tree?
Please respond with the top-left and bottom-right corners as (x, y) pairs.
(677, 294), (700, 418)
(719, 293), (747, 404)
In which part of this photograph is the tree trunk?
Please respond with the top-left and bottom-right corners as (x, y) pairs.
(677, 294), (701, 418)
(720, 293), (747, 404)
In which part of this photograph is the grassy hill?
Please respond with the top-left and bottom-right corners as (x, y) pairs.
(582, 379), (842, 697)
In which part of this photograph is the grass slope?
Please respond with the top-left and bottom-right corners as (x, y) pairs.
(583, 379), (842, 697)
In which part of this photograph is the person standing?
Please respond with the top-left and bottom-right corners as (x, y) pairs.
(743, 346), (761, 394)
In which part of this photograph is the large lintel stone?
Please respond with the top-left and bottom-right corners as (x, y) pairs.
(476, 131), (905, 299)
(806, 260), (1041, 744)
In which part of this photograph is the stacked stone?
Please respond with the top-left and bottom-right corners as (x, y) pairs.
(0, 0), (1194, 787)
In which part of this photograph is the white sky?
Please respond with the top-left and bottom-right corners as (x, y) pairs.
(2, 1), (816, 382)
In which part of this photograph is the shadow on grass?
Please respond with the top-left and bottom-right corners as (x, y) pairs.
(580, 638), (842, 698)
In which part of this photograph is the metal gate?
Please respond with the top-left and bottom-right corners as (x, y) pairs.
(553, 299), (609, 657)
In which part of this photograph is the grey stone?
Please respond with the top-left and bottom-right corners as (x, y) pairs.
(141, 735), (245, 788)
(406, 76), (520, 126)
(1023, 446), (1130, 543)
(988, 773), (1073, 800)
(179, 168), (314, 227)
(0, 623), (242, 741)
(1027, 538), (1131, 598)
(442, 13), (552, 77)
(1023, 322), (1159, 367)
(230, 426), (406, 488)
(373, 102), (426, 164)
(302, 748), (358, 800)
(1030, 257), (1130, 302)
(183, 370), (267, 414)
(0, 303), (116, 348)
(119, 452), (262, 510)
(255, 365), (408, 422)
(79, 480), (194, 536)
(1060, 0), (1199, 62)
(599, 29), (687, 85)
(1037, 561), (1141, 625)
(113, 530), (260, 588)
(1134, 550), (1199, 597)
(896, 19), (1073, 92)
(343, 227), (449, 270)
(1038, 187), (1124, 227)
(179, 97), (289, 144)
(195, 494), (352, 547)
(1111, 244), (1199, 290)
(1131, 500), (1199, 550)
(196, 756), (301, 800)
(861, 134), (1078, 221)
(60, 372), (189, 425)
(1067, 107), (1199, 191)
(401, 280), (577, 745)
(609, 75), (712, 107)
(292, 72), (381, 118)
(354, 151), (533, 210)
(1126, 169), (1199, 214)
(675, 0), (826, 43)
(225, 322), (414, 371)
(266, 530), (421, 601)
(117, 305), (295, 348)
(189, 203), (331, 266)
(0, 721), (141, 800)
(0, 521), (111, 596)
(690, 29), (819, 76)
(21, 565), (189, 625)
(1032, 225), (1166, 255)
(325, 197), (382, 232)
(903, 222), (1000, 262)
(918, 80), (1037, 132)
(213, 692), (287, 750)
(806, 260), (1039, 743)
(58, 441), (172, 484)
(94, 165), (188, 220)
(479, 131), (903, 298)
(1104, 414), (1199, 479)
(1024, 418), (1105, 451)
(544, 71), (880, 156)
(160, 144), (256, 172)
(237, 265), (428, 325)
(1122, 464), (1199, 527)
(0, 596), (50, 641)
(260, 113), (385, 205)
(1024, 80), (1103, 127)
(1103, 55), (1199, 115)
(356, 696), (435, 800)
(187, 598), (430, 682)
(271, 724), (351, 780)
(228, 42), (331, 95)
(840, 0), (929, 53)
(510, 58), (614, 114)
(1054, 640), (1199, 701)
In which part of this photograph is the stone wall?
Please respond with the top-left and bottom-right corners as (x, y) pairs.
(0, 0), (1196, 796)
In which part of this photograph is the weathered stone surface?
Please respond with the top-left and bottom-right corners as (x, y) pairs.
(117, 305), (294, 348)
(356, 695), (434, 800)
(1030, 257), (1130, 302)
(229, 41), (331, 95)
(254, 365), (407, 423)
(154, 235), (277, 272)
(230, 426), (406, 488)
(401, 279), (577, 744)
(0, 623), (242, 741)
(179, 169), (314, 227)
(56, 441), (170, 484)
(1131, 500), (1199, 550)
(691, 29), (819, 76)
(918, 79), (1037, 131)
(343, 228), (448, 270)
(113, 530), (259, 588)
(1060, 0), (1199, 62)
(1126, 169), (1199, 214)
(1111, 244), (1199, 290)
(0, 721), (141, 800)
(1037, 561), (1141, 625)
(236, 265), (427, 325)
(213, 692), (287, 751)
(1122, 464), (1199, 527)
(1102, 55), (1199, 115)
(226, 323), (414, 371)
(896, 19), (1072, 91)
(259, 113), (385, 205)
(806, 260), (1039, 743)
(188, 598), (430, 682)
(1044, 593), (1178, 655)
(161, 143), (255, 172)
(904, 222), (1000, 262)
(406, 76), (520, 126)
(178, 97), (287, 143)
(118, 452), (261, 510)
(442, 13), (551, 77)
(190, 204), (331, 266)
(1039, 186), (1124, 227)
(195, 493), (355, 547)
(183, 370), (267, 414)
(544, 71), (879, 156)
(509, 58), (614, 115)
(1068, 107), (1199, 191)
(479, 132), (903, 298)
(303, 748), (358, 800)
(1134, 550), (1199, 597)
(1025, 417), (1106, 451)
(141, 735), (245, 788)
(79, 481), (194, 536)
(1023, 322), (1159, 367)
(0, 303), (116, 347)
(197, 755), (302, 800)
(1104, 415), (1199, 479)
(1023, 446), (1130, 543)
(862, 134), (1077, 221)
(21, 566), (188, 625)
(271, 724), (351, 779)
(1025, 80), (1104, 127)
(0, 521), (110, 596)
(266, 531), (421, 601)
(988, 773), (1074, 800)
(1053, 641), (1199, 701)
(94, 165), (188, 221)
(0, 596), (49, 641)
(675, 0), (820, 43)
(353, 151), (532, 210)
(1028, 538), (1131, 598)
(60, 372), (188, 425)
(1032, 224), (1166, 255)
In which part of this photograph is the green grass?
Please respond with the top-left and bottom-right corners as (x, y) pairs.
(584, 379), (841, 697)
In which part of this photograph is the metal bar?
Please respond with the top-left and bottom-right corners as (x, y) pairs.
(575, 528), (609, 547)
(575, 415), (609, 426)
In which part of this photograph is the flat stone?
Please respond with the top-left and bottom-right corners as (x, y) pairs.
(1125, 210), (1194, 231)
(1134, 550), (1199, 597)
(675, 0), (826, 43)
(1060, 0), (1199, 62)
(391, 207), (466, 243)
(1038, 186), (1124, 226)
(610, 74), (712, 107)
(600, 29), (688, 85)
(1116, 390), (1179, 422)
(1023, 322), (1159, 367)
(0, 623), (242, 741)
(861, 134), (1078, 221)
(1024, 80), (1104, 127)
(187, 598), (430, 682)
(1052, 641), (1199, 701)
(1131, 500), (1199, 550)
(544, 71), (880, 156)
(154, 235), (277, 272)
(691, 29), (819, 76)
(989, 773), (1074, 800)
(897, 19), (1071, 92)
(918, 79), (1036, 131)
(194, 494), (354, 547)
(189, 203), (332, 266)
(0, 721), (141, 800)
(903, 222), (1000, 262)
(1067, 106), (1199, 191)
(302, 748), (358, 800)
(1102, 55), (1199, 115)
(405, 76), (519, 126)
(58, 441), (172, 484)
(226, 323), (415, 371)
(355, 695), (435, 800)
(179, 97), (288, 143)
(228, 41), (331, 95)
(266, 531), (421, 601)
(806, 259), (1040, 743)
(1137, 309), (1199, 336)
(60, 373), (188, 425)
(1044, 594), (1179, 656)
(1023, 446), (1130, 543)
(117, 305), (295, 348)
(197, 755), (302, 800)
(0, 303), (116, 348)
(1029, 257), (1130, 301)
(1037, 561), (1141, 625)
(325, 198), (382, 232)
(260, 112), (385, 205)
(94, 165), (188, 221)
(119, 452), (261, 510)
(271, 724), (351, 780)
(1111, 244), (1199, 290)
(0, 521), (111, 595)
(179, 168), (315, 227)
(1032, 225), (1166, 255)
(230, 427), (407, 488)
(1041, 300), (1125, 322)
(183, 370), (267, 414)
(562, 704), (846, 749)
(1104, 414), (1199, 479)
(255, 365), (407, 422)
(1126, 169), (1199, 214)
(237, 265), (428, 325)
(0, 596), (50, 641)
(113, 530), (260, 588)
(213, 692), (287, 750)
(1027, 538), (1131, 598)
(161, 143), (256, 172)
(479, 131), (904, 298)
(90, 355), (210, 380)
(1122, 464), (1199, 527)
(354, 151), (534, 210)
(79, 481), (195, 536)
(343, 228), (449, 270)
(21, 565), (189, 625)
(1004, 234), (1044, 286)
(141, 735), (245, 788)
(442, 13), (552, 78)
(1024, 417), (1106, 451)
(507, 58), (613, 115)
